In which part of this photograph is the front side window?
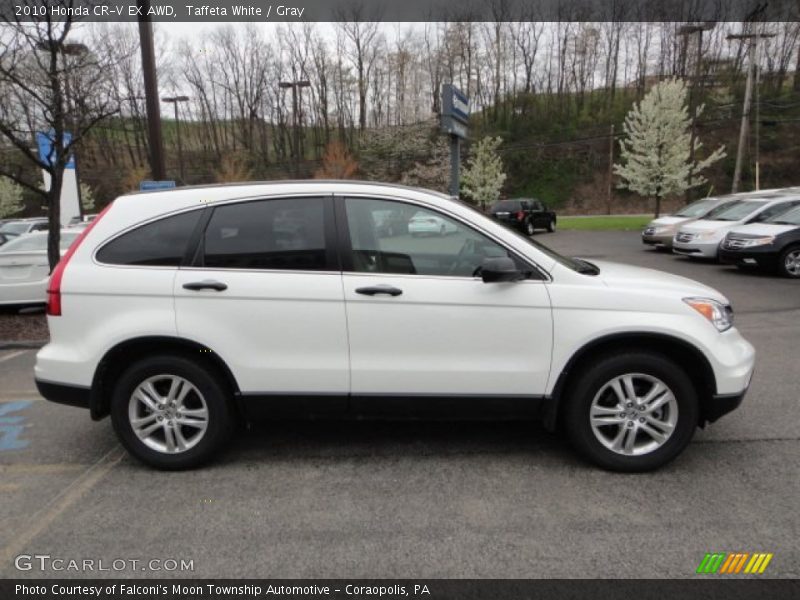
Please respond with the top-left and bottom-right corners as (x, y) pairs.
(344, 198), (530, 278)
(203, 197), (328, 270)
(96, 210), (202, 266)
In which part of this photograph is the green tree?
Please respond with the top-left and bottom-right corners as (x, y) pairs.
(614, 78), (725, 217)
(461, 136), (507, 209)
(0, 177), (24, 218)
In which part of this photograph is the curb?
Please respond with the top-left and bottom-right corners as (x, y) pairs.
(0, 340), (47, 350)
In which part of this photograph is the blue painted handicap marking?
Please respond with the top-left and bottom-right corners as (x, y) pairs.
(0, 400), (33, 451)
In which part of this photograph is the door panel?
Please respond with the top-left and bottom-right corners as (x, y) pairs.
(174, 196), (349, 394)
(340, 197), (553, 396)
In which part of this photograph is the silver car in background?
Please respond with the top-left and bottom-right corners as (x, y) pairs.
(641, 195), (746, 250)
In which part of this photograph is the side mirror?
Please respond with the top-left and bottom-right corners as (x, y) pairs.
(480, 257), (522, 283)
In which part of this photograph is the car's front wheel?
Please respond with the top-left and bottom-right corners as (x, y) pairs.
(563, 352), (698, 472)
(110, 355), (234, 470)
(547, 218), (556, 233)
(778, 245), (800, 278)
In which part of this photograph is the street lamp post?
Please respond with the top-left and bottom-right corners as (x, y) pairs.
(279, 80), (311, 177)
(161, 95), (190, 183)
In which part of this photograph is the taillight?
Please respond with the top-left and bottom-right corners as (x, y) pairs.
(47, 203), (113, 316)
(516, 211), (525, 221)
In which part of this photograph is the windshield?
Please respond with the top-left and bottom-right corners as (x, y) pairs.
(0, 232), (79, 253)
(706, 200), (767, 221)
(674, 198), (723, 218)
(491, 200), (520, 212)
(768, 205), (800, 226)
(0, 222), (31, 235)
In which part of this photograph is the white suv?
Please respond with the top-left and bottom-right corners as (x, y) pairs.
(35, 182), (755, 471)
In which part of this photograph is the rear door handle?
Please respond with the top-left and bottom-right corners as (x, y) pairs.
(355, 285), (402, 297)
(183, 280), (228, 292)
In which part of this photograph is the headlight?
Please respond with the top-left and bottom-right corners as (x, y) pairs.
(736, 235), (775, 248)
(694, 230), (720, 241)
(684, 297), (733, 332)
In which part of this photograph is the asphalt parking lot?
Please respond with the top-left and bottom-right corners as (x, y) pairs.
(0, 229), (798, 579)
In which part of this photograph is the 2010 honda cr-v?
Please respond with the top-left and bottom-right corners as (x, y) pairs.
(34, 181), (755, 471)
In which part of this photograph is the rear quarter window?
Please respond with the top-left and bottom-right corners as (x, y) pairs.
(96, 210), (203, 266)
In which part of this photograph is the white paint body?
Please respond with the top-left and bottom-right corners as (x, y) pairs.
(0, 231), (79, 305)
(35, 182), (754, 407)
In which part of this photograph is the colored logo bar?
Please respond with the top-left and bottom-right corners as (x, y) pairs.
(697, 552), (773, 574)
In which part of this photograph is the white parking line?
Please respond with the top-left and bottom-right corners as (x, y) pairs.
(0, 350), (29, 363)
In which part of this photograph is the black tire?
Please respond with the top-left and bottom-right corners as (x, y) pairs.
(778, 244), (800, 278)
(525, 220), (535, 236)
(563, 352), (698, 472)
(110, 355), (234, 470)
(547, 218), (556, 233)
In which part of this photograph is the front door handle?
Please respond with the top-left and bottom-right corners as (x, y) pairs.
(355, 285), (402, 297)
(183, 280), (228, 292)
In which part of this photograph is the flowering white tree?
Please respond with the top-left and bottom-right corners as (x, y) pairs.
(461, 136), (507, 209)
(0, 177), (24, 218)
(614, 78), (725, 217)
(80, 183), (95, 212)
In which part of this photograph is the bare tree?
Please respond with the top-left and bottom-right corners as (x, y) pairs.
(0, 1), (118, 269)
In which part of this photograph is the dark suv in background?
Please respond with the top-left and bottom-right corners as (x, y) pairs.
(489, 198), (557, 235)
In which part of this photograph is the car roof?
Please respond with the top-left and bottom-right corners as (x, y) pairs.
(121, 180), (451, 201)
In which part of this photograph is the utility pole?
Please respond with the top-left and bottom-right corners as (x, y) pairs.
(607, 123), (614, 215)
(162, 95), (190, 183)
(678, 22), (715, 203)
(728, 30), (774, 193)
(137, 0), (166, 181)
(279, 80), (311, 177)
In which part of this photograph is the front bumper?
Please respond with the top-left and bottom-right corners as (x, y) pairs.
(719, 247), (779, 267)
(642, 232), (674, 248)
(704, 390), (747, 424)
(672, 239), (721, 258)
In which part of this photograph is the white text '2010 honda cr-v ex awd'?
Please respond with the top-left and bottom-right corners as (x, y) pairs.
(35, 182), (755, 471)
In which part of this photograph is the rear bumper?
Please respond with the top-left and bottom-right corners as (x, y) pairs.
(0, 279), (47, 305)
(35, 379), (90, 410)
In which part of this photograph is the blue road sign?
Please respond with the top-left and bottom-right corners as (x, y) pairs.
(36, 130), (75, 169)
(139, 180), (177, 191)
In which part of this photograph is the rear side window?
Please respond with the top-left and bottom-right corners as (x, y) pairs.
(202, 197), (328, 270)
(491, 200), (520, 212)
(96, 210), (202, 266)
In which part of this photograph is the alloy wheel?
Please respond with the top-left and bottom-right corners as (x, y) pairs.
(784, 249), (800, 277)
(128, 374), (209, 454)
(589, 373), (678, 456)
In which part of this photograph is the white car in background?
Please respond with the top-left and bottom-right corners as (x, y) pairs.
(672, 192), (800, 260)
(0, 218), (48, 239)
(0, 230), (80, 305)
(408, 211), (458, 236)
(642, 195), (734, 250)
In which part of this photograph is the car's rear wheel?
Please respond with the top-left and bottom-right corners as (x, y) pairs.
(563, 352), (698, 472)
(110, 355), (234, 470)
(547, 219), (556, 233)
(525, 221), (535, 236)
(778, 245), (800, 278)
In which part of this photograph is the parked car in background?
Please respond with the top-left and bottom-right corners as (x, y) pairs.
(0, 218), (48, 238)
(68, 214), (98, 227)
(33, 181), (754, 472)
(0, 230), (80, 305)
(489, 198), (557, 235)
(672, 191), (800, 260)
(642, 195), (735, 250)
(720, 204), (800, 278)
(408, 211), (458, 236)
